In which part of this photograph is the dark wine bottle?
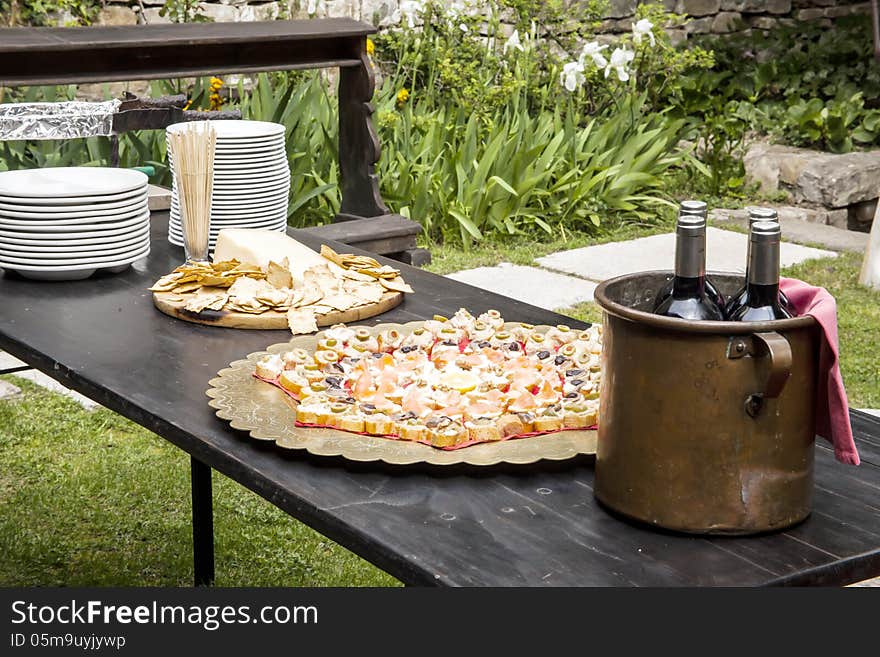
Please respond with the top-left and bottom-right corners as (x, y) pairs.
(653, 201), (726, 312)
(653, 214), (725, 321)
(730, 221), (792, 321)
(725, 207), (790, 317)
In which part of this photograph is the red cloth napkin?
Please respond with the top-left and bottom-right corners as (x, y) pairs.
(779, 277), (859, 465)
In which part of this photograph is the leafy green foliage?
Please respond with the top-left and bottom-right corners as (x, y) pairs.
(159, 0), (212, 24)
(0, 0), (100, 26)
(680, 16), (880, 154)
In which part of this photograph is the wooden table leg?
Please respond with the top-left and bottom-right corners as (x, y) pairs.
(190, 456), (215, 586)
(337, 49), (388, 220)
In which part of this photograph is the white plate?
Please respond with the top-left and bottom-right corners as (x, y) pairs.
(0, 223), (149, 247)
(0, 191), (148, 217)
(0, 204), (149, 228)
(169, 216), (286, 234)
(169, 220), (286, 239)
(0, 167), (148, 199)
(167, 146), (287, 169)
(0, 211), (149, 234)
(168, 138), (285, 154)
(172, 209), (287, 222)
(0, 227), (149, 254)
(0, 237), (148, 261)
(175, 175), (290, 193)
(175, 184), (289, 199)
(0, 242), (150, 268)
(212, 170), (290, 184)
(173, 198), (288, 212)
(0, 194), (148, 220)
(212, 151), (288, 164)
(169, 155), (289, 175)
(211, 177), (290, 192)
(167, 120), (284, 140)
(0, 185), (147, 207)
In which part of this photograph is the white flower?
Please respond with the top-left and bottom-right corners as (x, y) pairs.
(504, 30), (524, 54)
(306, 0), (321, 15)
(560, 61), (585, 92)
(447, 0), (468, 17)
(632, 19), (655, 47)
(460, 22), (468, 32)
(392, 0), (424, 29)
(605, 47), (635, 82)
(579, 40), (608, 69)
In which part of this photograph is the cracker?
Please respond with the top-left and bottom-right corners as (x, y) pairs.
(287, 307), (318, 335)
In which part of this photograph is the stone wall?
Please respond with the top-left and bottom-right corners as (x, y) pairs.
(601, 1), (872, 41)
(97, 0), (873, 35)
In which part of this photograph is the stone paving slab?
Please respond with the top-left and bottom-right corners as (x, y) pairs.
(0, 379), (21, 400)
(0, 351), (26, 370)
(711, 209), (868, 253)
(9, 368), (100, 410)
(536, 228), (837, 282)
(445, 263), (597, 311)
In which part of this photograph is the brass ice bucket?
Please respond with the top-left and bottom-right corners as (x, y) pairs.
(593, 271), (820, 535)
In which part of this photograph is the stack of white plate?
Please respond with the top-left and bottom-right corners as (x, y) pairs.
(0, 167), (150, 281)
(167, 120), (290, 250)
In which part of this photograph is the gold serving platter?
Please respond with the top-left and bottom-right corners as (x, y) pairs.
(206, 321), (597, 466)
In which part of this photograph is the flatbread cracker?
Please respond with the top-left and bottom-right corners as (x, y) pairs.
(267, 258), (293, 289)
(287, 307), (318, 335)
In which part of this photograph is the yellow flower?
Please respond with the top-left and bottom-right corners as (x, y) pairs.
(209, 91), (224, 111)
(366, 38), (375, 57)
(209, 76), (223, 91)
(396, 88), (410, 106)
(182, 98), (192, 111)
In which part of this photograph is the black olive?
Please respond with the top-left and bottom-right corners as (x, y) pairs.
(332, 362), (345, 372)
(342, 397), (357, 404)
(425, 417), (440, 428)
(362, 403), (376, 411)
(442, 340), (458, 347)
(554, 355), (568, 366)
(393, 411), (416, 421)
(400, 345), (416, 353)
(570, 379), (585, 387)
(565, 368), (585, 377)
(507, 341), (520, 351)
(477, 341), (491, 348)
(325, 376), (342, 387)
(564, 392), (579, 399)
(536, 350), (551, 360)
(371, 351), (385, 358)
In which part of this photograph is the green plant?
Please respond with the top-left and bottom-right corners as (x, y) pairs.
(159, 0), (211, 23)
(0, 0), (100, 26)
(682, 16), (880, 154)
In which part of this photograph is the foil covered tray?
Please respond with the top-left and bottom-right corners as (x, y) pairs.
(207, 321), (597, 466)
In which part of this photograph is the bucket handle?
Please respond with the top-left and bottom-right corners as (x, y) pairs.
(728, 331), (792, 418)
(753, 332), (793, 399)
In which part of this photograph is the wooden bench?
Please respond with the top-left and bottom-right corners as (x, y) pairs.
(0, 18), (430, 265)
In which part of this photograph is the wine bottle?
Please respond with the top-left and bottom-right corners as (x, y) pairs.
(725, 207), (790, 316)
(653, 214), (725, 321)
(654, 201), (726, 312)
(730, 221), (792, 321)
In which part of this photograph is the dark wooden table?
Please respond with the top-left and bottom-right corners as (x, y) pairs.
(1, 211), (879, 587)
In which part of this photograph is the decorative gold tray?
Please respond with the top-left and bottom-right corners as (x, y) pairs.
(206, 321), (597, 466)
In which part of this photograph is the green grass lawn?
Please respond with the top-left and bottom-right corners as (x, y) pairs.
(0, 377), (399, 587)
(1, 228), (877, 587)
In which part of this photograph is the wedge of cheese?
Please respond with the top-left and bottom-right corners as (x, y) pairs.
(213, 228), (340, 281)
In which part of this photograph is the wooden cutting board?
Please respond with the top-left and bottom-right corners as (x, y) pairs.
(152, 289), (403, 329)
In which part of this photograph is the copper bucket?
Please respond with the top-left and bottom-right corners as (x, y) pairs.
(593, 271), (820, 535)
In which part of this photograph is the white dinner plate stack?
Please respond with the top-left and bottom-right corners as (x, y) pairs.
(0, 167), (150, 281)
(166, 120), (290, 251)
